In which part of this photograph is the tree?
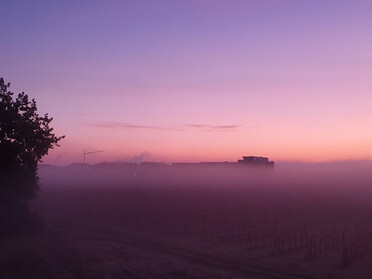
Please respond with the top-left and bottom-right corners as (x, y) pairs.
(0, 77), (64, 202)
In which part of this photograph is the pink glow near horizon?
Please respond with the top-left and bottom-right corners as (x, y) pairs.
(2, 1), (372, 165)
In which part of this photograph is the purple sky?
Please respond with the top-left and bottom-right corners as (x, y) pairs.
(2, 0), (372, 165)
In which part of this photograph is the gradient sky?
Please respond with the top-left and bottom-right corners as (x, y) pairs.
(1, 0), (372, 165)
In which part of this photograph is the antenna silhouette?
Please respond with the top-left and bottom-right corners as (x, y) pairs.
(83, 149), (104, 164)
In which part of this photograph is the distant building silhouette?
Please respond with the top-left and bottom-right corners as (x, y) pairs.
(199, 161), (234, 166)
(237, 156), (274, 167)
(140, 162), (168, 167)
(62, 155), (274, 169)
(172, 156), (274, 168)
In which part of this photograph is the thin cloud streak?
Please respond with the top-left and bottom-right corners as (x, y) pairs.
(182, 124), (241, 130)
(75, 112), (109, 116)
(89, 121), (181, 131)
(89, 122), (242, 132)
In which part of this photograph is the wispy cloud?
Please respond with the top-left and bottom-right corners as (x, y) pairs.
(182, 124), (241, 131)
(89, 122), (241, 132)
(89, 121), (180, 131)
(75, 112), (108, 116)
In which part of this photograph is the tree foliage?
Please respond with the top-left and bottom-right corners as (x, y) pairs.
(0, 77), (64, 201)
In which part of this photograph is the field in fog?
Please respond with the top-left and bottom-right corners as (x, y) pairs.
(3, 163), (372, 279)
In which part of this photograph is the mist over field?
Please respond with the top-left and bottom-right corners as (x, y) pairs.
(17, 162), (370, 279)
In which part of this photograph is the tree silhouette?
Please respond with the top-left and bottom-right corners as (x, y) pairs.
(0, 77), (64, 202)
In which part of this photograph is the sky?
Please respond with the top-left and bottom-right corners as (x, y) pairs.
(1, 0), (372, 165)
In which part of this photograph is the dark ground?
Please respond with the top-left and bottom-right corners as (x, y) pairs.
(2, 165), (372, 279)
